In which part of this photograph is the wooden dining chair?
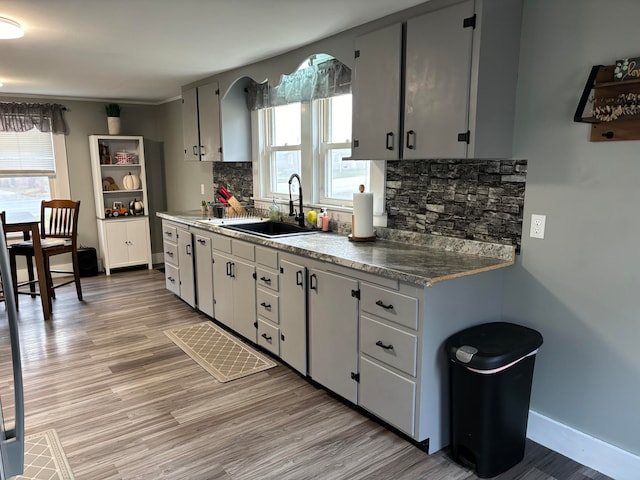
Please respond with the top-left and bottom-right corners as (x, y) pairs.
(9, 200), (82, 309)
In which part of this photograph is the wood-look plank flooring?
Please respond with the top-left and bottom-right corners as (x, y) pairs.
(0, 268), (611, 480)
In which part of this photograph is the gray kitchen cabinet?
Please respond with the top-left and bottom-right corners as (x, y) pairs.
(256, 246), (280, 355)
(308, 268), (359, 404)
(161, 221), (195, 307)
(182, 81), (221, 162)
(278, 255), (308, 375)
(176, 226), (195, 308)
(194, 231), (214, 318)
(350, 23), (402, 161)
(350, 0), (522, 160)
(212, 239), (256, 342)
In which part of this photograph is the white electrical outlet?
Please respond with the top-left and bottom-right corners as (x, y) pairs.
(530, 214), (546, 239)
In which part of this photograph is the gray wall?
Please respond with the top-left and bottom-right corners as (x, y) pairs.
(505, 0), (640, 455)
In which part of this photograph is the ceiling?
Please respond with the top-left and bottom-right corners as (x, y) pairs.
(0, 0), (426, 104)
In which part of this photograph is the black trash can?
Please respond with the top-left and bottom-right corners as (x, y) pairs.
(445, 322), (543, 478)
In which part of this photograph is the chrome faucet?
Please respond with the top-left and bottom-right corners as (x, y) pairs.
(288, 173), (304, 227)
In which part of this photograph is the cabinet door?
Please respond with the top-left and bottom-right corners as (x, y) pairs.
(308, 269), (359, 404)
(125, 219), (151, 265)
(232, 258), (257, 342)
(404, 0), (474, 159)
(182, 87), (200, 161)
(351, 23), (402, 161)
(212, 251), (234, 329)
(194, 233), (214, 318)
(104, 221), (129, 268)
(198, 81), (222, 162)
(177, 228), (195, 308)
(279, 258), (307, 375)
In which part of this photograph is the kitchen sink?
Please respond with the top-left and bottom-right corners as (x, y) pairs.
(222, 220), (318, 238)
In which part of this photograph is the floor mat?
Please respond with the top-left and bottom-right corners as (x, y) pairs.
(18, 429), (74, 480)
(165, 321), (276, 382)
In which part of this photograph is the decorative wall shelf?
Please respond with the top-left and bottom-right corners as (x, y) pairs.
(575, 64), (640, 141)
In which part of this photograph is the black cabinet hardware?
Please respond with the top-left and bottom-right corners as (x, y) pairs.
(376, 340), (394, 351)
(375, 300), (394, 310)
(261, 333), (272, 342)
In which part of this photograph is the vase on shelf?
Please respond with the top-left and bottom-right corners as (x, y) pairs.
(107, 117), (121, 135)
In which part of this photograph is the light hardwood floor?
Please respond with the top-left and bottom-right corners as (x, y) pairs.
(0, 268), (610, 480)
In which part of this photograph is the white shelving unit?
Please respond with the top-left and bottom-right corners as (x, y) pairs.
(89, 135), (152, 275)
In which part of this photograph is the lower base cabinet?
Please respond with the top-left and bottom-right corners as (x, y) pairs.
(99, 217), (152, 275)
(359, 356), (417, 436)
(308, 268), (359, 404)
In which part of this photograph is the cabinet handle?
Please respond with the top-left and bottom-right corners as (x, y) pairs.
(310, 273), (318, 291)
(164, 231), (173, 236)
(260, 276), (271, 284)
(386, 132), (394, 150)
(192, 145), (198, 156)
(186, 244), (191, 256)
(406, 130), (416, 150)
(261, 333), (272, 342)
(167, 276), (175, 283)
(226, 261), (232, 276)
(296, 270), (303, 287)
(197, 239), (206, 245)
(200, 145), (206, 156)
(375, 300), (394, 310)
(260, 302), (271, 310)
(165, 251), (173, 257)
(375, 340), (394, 351)
(230, 262), (235, 278)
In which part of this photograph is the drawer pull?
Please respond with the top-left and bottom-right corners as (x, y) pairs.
(376, 340), (394, 351)
(164, 231), (173, 236)
(167, 276), (175, 283)
(260, 302), (271, 310)
(197, 239), (206, 245)
(375, 300), (394, 310)
(260, 276), (271, 284)
(165, 251), (174, 257)
(261, 333), (272, 342)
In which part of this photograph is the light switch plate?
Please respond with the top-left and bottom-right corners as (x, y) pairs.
(530, 214), (546, 239)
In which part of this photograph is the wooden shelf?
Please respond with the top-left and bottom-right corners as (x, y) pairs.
(574, 64), (640, 141)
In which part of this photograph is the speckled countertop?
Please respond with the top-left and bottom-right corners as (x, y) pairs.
(158, 211), (515, 287)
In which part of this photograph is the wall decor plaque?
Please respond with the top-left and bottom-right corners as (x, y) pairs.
(614, 57), (640, 81)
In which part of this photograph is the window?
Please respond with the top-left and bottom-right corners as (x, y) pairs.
(258, 93), (369, 208)
(0, 128), (70, 223)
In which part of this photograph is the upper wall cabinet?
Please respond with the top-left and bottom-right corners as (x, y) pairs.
(182, 81), (222, 162)
(220, 77), (252, 162)
(350, 0), (522, 160)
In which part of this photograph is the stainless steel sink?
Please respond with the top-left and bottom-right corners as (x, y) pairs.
(222, 221), (318, 238)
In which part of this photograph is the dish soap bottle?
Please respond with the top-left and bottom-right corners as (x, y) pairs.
(317, 208), (325, 229)
(268, 198), (280, 221)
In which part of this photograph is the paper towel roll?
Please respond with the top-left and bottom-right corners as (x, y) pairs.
(353, 191), (374, 238)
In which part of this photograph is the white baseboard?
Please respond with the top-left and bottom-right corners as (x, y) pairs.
(527, 410), (640, 480)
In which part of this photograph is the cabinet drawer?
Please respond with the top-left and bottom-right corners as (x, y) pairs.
(359, 356), (416, 437)
(163, 224), (177, 242)
(163, 241), (178, 265)
(256, 246), (278, 269)
(165, 263), (180, 295)
(258, 319), (279, 356)
(361, 283), (418, 330)
(233, 240), (255, 261)
(212, 234), (231, 253)
(256, 267), (279, 292)
(257, 289), (279, 324)
(361, 315), (417, 376)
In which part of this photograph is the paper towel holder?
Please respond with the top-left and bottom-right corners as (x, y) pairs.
(349, 184), (377, 242)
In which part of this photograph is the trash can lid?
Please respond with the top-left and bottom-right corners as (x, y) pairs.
(445, 322), (543, 370)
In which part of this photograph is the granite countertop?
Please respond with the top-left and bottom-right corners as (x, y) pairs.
(158, 211), (515, 287)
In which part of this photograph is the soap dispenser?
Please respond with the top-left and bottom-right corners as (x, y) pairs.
(268, 198), (280, 221)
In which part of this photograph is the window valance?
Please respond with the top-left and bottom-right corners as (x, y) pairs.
(0, 102), (68, 134)
(246, 58), (352, 110)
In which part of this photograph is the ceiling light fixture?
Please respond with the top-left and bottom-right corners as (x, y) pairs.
(0, 17), (24, 39)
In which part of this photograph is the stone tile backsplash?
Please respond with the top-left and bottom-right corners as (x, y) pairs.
(211, 158), (527, 250)
(386, 159), (527, 250)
